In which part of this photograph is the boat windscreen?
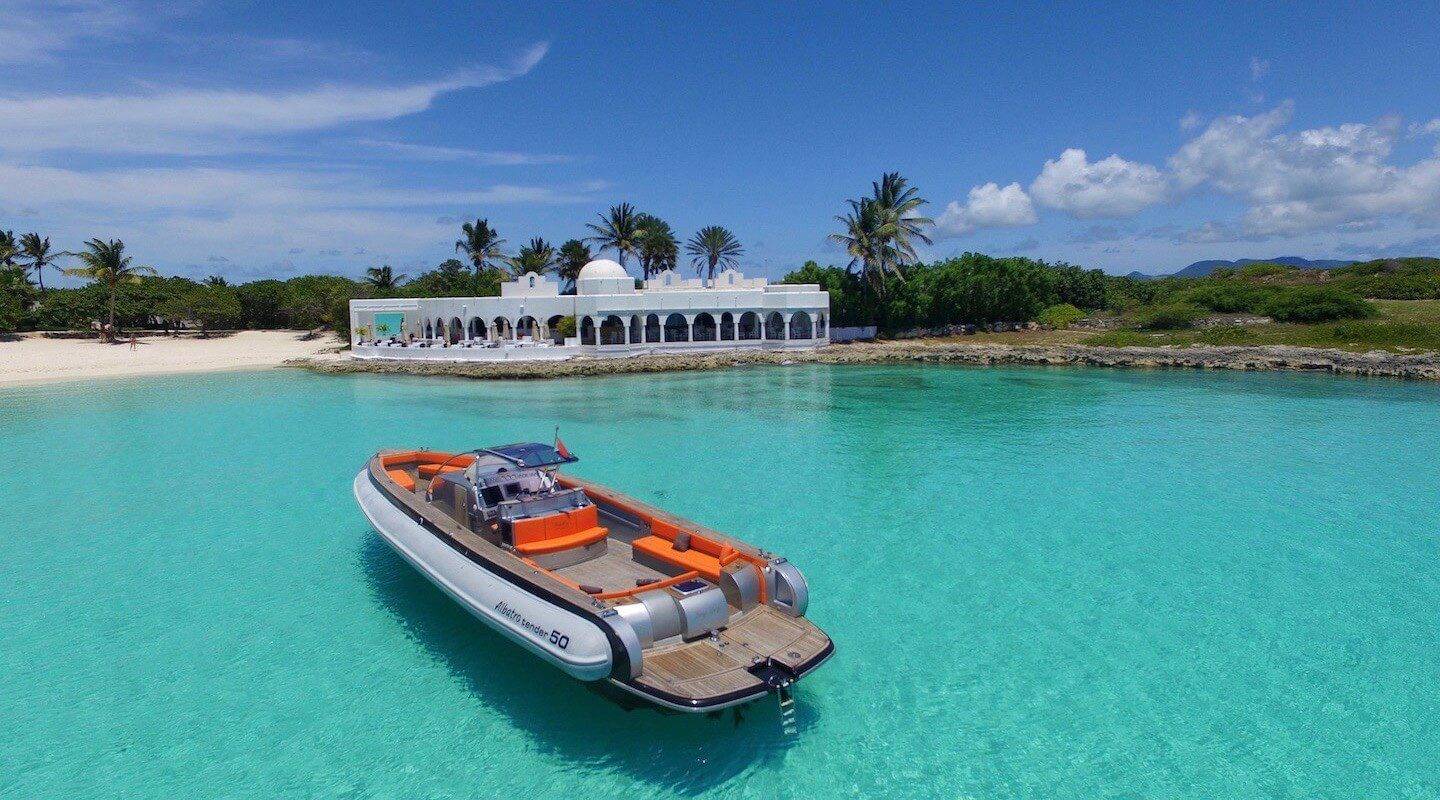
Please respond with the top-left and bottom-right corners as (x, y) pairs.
(483, 442), (578, 468)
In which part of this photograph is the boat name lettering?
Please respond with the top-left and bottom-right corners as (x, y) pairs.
(495, 601), (556, 644)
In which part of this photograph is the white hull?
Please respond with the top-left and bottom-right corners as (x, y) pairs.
(353, 471), (615, 681)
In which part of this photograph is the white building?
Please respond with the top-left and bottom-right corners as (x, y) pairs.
(349, 259), (829, 361)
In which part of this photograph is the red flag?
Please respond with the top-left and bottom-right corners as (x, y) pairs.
(555, 435), (572, 460)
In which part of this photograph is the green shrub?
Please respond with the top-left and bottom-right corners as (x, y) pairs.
(1132, 302), (1205, 330)
(554, 315), (577, 337)
(1181, 283), (1275, 314)
(1257, 287), (1375, 323)
(1038, 303), (1086, 329)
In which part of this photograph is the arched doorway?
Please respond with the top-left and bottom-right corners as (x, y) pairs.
(720, 312), (735, 340)
(493, 317), (509, 341)
(816, 312), (828, 338)
(629, 315), (643, 344)
(663, 313), (689, 342)
(580, 316), (596, 345)
(693, 312), (717, 341)
(738, 311), (761, 340)
(600, 315), (626, 345)
(449, 317), (464, 342)
(424, 320), (433, 339)
(765, 312), (785, 340)
(789, 311), (813, 339)
(546, 315), (566, 343)
(645, 314), (661, 343)
(516, 316), (539, 340)
(468, 317), (486, 340)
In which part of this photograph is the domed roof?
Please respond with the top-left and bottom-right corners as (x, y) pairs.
(577, 259), (628, 281)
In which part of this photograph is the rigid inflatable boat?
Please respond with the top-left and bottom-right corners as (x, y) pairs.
(354, 442), (833, 713)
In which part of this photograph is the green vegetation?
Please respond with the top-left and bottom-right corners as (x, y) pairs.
(1038, 303), (1086, 329)
(1086, 300), (1440, 353)
(686, 226), (744, 281)
(1133, 303), (1205, 330)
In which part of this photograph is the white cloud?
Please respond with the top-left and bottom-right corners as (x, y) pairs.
(0, 161), (597, 272)
(1170, 103), (1440, 236)
(935, 182), (1037, 236)
(1180, 110), (1204, 131)
(0, 43), (549, 154)
(1249, 56), (1271, 82)
(0, 0), (136, 64)
(353, 139), (569, 166)
(1029, 148), (1170, 218)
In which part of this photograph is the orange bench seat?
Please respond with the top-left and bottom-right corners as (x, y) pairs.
(514, 526), (608, 556)
(631, 535), (736, 581)
(386, 468), (417, 492)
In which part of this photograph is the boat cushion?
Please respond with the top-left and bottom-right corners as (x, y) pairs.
(514, 526), (608, 556)
(632, 535), (734, 581)
(418, 462), (467, 478)
(385, 468), (417, 492)
(511, 505), (604, 550)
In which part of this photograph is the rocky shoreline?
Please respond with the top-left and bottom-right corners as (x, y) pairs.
(286, 340), (1440, 382)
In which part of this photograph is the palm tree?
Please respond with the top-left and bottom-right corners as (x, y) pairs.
(62, 238), (156, 341)
(508, 237), (557, 276)
(583, 203), (643, 270)
(16, 233), (62, 294)
(829, 197), (899, 292)
(556, 239), (591, 292)
(0, 230), (17, 268)
(871, 172), (933, 272)
(365, 264), (406, 291)
(685, 226), (744, 281)
(204, 275), (227, 287)
(636, 214), (679, 279)
(455, 219), (508, 279)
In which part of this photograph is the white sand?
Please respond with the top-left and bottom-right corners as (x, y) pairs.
(0, 331), (339, 387)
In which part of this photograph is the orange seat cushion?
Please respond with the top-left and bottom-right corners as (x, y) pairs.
(418, 462), (466, 478)
(632, 535), (727, 581)
(512, 506), (599, 547)
(514, 526), (608, 556)
(386, 468), (416, 492)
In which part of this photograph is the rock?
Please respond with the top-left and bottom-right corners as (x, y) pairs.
(285, 341), (1440, 382)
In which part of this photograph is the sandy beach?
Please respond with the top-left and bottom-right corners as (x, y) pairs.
(0, 331), (339, 387)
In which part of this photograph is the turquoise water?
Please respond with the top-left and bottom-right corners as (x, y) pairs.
(2, 365), (1437, 799)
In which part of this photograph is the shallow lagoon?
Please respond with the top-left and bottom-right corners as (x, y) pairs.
(1, 365), (1436, 798)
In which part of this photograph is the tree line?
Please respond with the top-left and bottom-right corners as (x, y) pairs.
(6, 173), (1423, 338)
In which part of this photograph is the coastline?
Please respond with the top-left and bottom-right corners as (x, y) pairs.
(290, 340), (1440, 382)
(0, 331), (338, 388)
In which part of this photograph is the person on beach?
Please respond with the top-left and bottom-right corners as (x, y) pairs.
(129, 336), (137, 351)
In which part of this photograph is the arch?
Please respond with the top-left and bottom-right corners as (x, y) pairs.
(449, 317), (464, 342)
(789, 311), (813, 339)
(516, 315), (539, 340)
(424, 320), (434, 339)
(720, 312), (735, 341)
(468, 317), (487, 340)
(434, 318), (445, 340)
(738, 311), (761, 340)
(629, 314), (643, 344)
(693, 312), (717, 342)
(663, 313), (689, 342)
(492, 316), (510, 341)
(546, 314), (566, 343)
(580, 316), (597, 345)
(645, 314), (662, 343)
(765, 312), (785, 340)
(600, 314), (627, 345)
(816, 312), (828, 338)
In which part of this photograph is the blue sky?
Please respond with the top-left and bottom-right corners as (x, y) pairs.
(4, 1), (1440, 281)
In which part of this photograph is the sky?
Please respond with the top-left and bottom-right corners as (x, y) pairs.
(4, 1), (1440, 282)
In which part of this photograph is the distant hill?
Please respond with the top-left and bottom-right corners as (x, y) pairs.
(1168, 256), (1354, 278)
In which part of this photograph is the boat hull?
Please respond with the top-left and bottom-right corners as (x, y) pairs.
(354, 470), (615, 681)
